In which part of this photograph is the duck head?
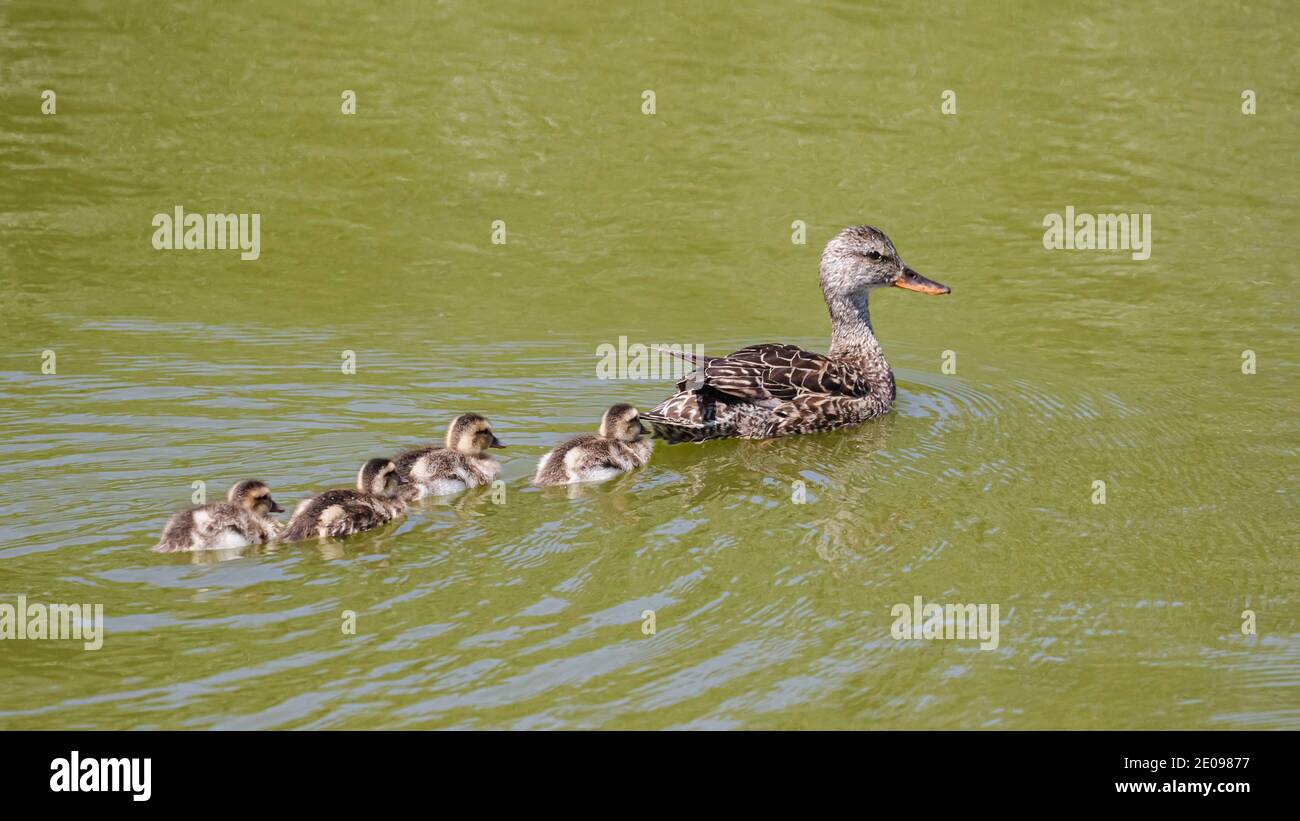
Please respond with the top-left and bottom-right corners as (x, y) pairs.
(820, 225), (950, 298)
(446, 413), (505, 456)
(357, 458), (408, 497)
(599, 403), (647, 442)
(227, 480), (284, 514)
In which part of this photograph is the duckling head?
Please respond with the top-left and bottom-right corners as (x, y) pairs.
(599, 403), (647, 442)
(820, 225), (949, 299)
(446, 413), (505, 456)
(227, 480), (284, 514)
(357, 458), (407, 497)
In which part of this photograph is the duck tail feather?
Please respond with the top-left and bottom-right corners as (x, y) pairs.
(651, 345), (709, 366)
(641, 414), (711, 444)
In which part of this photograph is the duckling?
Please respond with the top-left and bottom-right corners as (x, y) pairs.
(154, 480), (285, 552)
(533, 404), (654, 486)
(280, 458), (416, 542)
(393, 413), (505, 498)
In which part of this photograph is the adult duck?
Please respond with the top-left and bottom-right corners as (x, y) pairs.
(642, 225), (950, 442)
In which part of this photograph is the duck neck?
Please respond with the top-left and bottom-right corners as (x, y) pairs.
(826, 289), (892, 387)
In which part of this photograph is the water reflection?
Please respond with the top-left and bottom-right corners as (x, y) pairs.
(1, 0), (1295, 729)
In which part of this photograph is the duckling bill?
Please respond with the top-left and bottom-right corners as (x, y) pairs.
(280, 458), (416, 541)
(393, 413), (504, 498)
(155, 480), (284, 552)
(534, 404), (653, 486)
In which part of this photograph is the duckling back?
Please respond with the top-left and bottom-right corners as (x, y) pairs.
(154, 503), (279, 552)
(534, 435), (653, 486)
(393, 447), (498, 497)
(280, 489), (407, 542)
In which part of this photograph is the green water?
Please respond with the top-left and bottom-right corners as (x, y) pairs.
(1, 0), (1296, 729)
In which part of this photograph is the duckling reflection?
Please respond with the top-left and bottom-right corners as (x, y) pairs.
(308, 524), (408, 561)
(406, 478), (504, 515)
(534, 465), (643, 506)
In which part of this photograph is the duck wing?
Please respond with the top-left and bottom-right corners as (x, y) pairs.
(682, 343), (871, 405)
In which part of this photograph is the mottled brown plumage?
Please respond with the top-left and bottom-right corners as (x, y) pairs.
(643, 225), (949, 441)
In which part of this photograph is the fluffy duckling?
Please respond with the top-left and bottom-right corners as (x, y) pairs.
(154, 480), (285, 552)
(280, 458), (416, 542)
(533, 404), (653, 486)
(393, 413), (505, 498)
